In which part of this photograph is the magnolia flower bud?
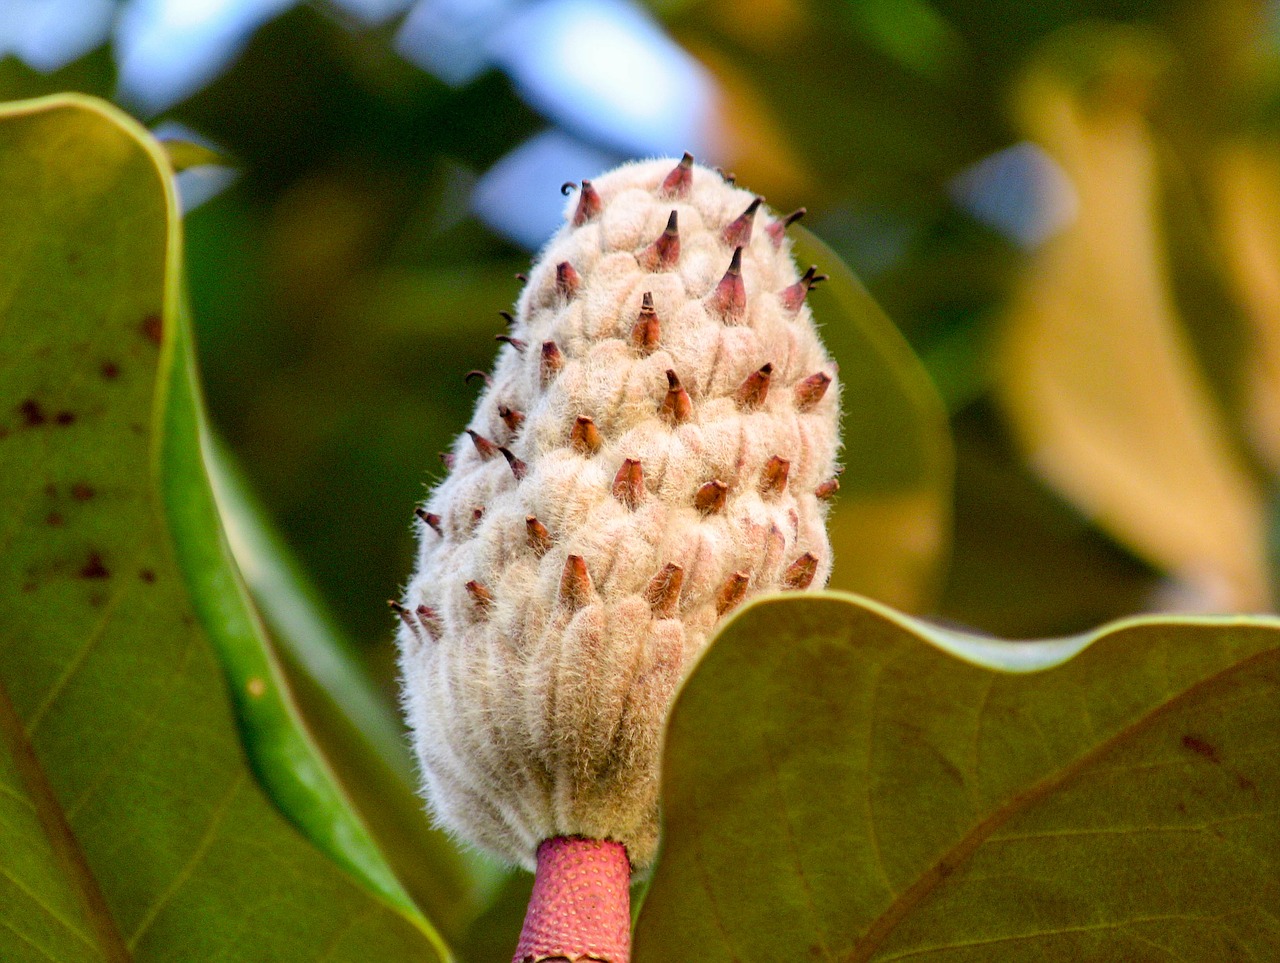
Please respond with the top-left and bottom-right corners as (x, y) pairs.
(396, 156), (841, 960)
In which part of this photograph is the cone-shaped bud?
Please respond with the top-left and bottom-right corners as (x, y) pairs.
(721, 197), (762, 248)
(734, 363), (773, 410)
(782, 552), (819, 590)
(659, 152), (694, 198)
(639, 211), (680, 271)
(715, 571), (750, 616)
(526, 515), (552, 556)
(500, 447), (528, 481)
(400, 156), (843, 892)
(415, 605), (441, 640)
(556, 261), (581, 299)
(572, 180), (602, 225)
(540, 341), (564, 384)
(467, 429), (498, 459)
(766, 208), (806, 248)
(714, 167), (735, 184)
(465, 369), (492, 387)
(498, 404), (525, 433)
(439, 451), (455, 470)
(558, 554), (592, 610)
(630, 292), (660, 353)
(496, 334), (527, 352)
(660, 370), (692, 425)
(795, 371), (832, 411)
(644, 563), (684, 618)
(465, 580), (493, 610)
(815, 477), (840, 501)
(759, 456), (790, 496)
(708, 247), (747, 323)
(695, 479), (728, 515)
(611, 458), (644, 509)
(780, 266), (828, 315)
(415, 507), (443, 536)
(571, 415), (602, 454)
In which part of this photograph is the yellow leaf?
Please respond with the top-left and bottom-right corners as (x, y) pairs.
(1214, 142), (1280, 475)
(997, 32), (1270, 610)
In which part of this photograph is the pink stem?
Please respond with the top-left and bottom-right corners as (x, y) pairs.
(513, 836), (632, 963)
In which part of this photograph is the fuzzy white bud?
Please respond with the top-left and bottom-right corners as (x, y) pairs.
(397, 157), (841, 870)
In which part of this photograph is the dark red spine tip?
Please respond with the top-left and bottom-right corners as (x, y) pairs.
(572, 179), (603, 225)
(767, 207), (806, 247)
(659, 152), (694, 198)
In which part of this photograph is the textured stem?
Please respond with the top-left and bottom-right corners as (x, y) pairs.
(513, 836), (632, 963)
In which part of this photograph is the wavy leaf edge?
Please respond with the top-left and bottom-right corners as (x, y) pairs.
(706, 588), (1280, 678)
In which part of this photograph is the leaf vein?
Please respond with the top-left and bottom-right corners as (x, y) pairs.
(761, 730), (832, 960)
(841, 645), (1279, 963)
(126, 770), (247, 951)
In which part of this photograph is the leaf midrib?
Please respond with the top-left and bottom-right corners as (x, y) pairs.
(0, 673), (131, 963)
(843, 643), (1278, 963)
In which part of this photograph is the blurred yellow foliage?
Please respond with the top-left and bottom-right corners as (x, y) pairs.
(999, 27), (1273, 611)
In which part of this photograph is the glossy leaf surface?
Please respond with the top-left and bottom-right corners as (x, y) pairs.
(636, 592), (1280, 961)
(0, 94), (447, 961)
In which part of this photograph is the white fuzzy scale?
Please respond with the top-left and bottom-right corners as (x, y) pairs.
(397, 157), (841, 871)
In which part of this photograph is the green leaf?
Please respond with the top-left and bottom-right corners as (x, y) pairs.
(792, 227), (953, 612)
(158, 138), (231, 173)
(0, 93), (448, 959)
(205, 439), (507, 942)
(635, 592), (1280, 960)
(845, 0), (966, 82)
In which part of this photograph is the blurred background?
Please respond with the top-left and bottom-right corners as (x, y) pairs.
(7, 0), (1280, 953)
(4, 0), (1279, 707)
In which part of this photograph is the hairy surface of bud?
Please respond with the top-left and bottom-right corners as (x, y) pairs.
(398, 157), (841, 871)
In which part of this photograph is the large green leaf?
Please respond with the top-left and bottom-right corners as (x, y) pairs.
(0, 94), (448, 959)
(205, 440), (507, 943)
(635, 593), (1280, 960)
(792, 227), (953, 612)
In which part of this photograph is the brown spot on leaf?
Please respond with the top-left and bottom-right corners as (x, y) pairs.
(45, 512), (63, 527)
(139, 569), (156, 584)
(0, 427), (9, 440)
(1181, 734), (1220, 764)
(140, 314), (163, 345)
(79, 552), (109, 579)
(45, 483), (57, 497)
(55, 411), (75, 426)
(101, 361), (120, 379)
(19, 399), (46, 427)
(71, 483), (95, 501)
(1236, 774), (1257, 793)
